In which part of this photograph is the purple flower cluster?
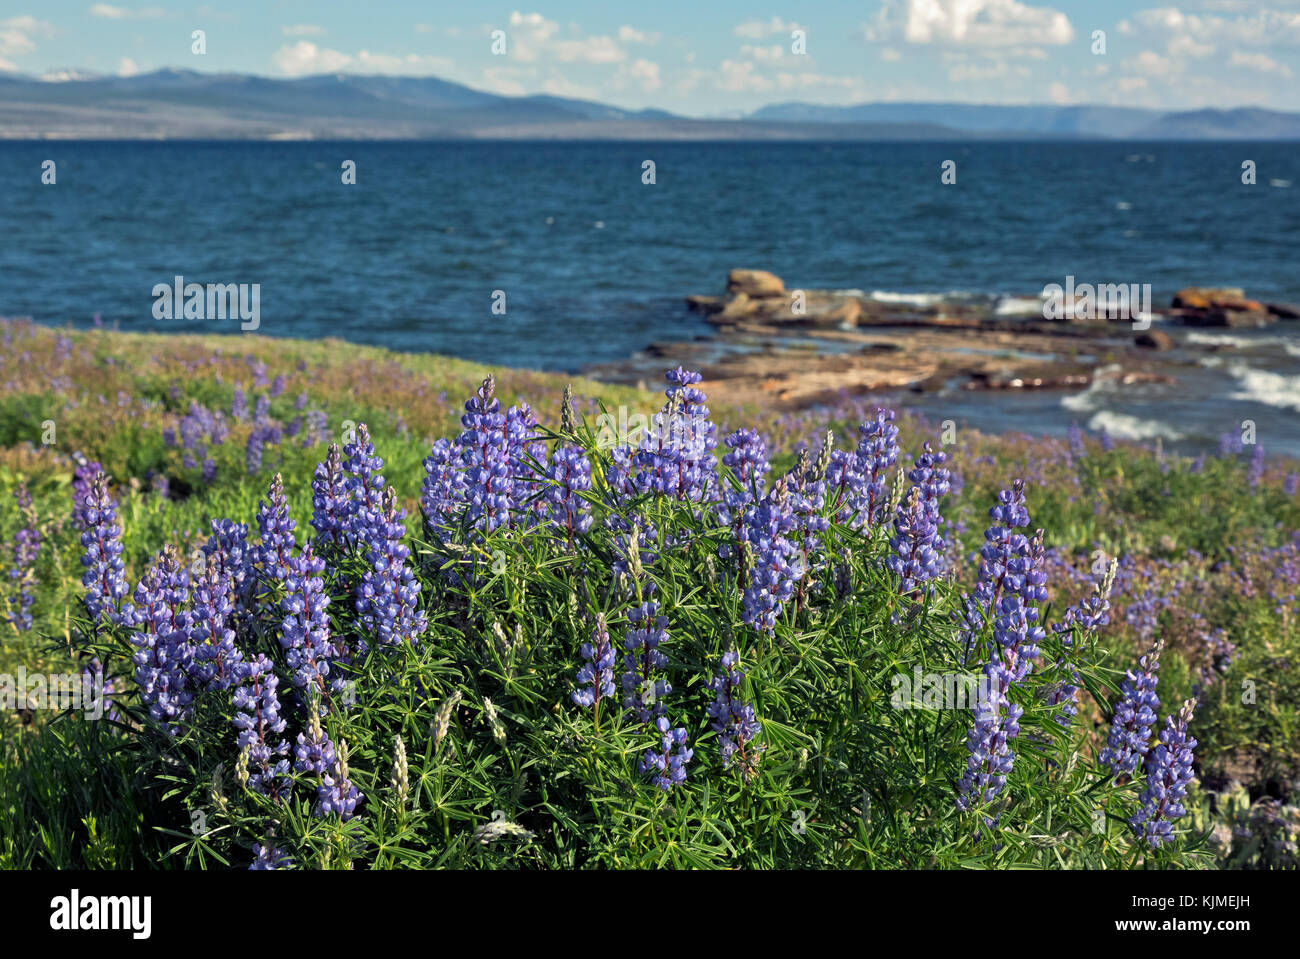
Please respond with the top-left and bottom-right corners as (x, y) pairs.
(279, 543), (335, 698)
(77, 473), (129, 626)
(1130, 699), (1198, 848)
(571, 613), (615, 710)
(706, 651), (763, 779)
(232, 653), (290, 796)
(255, 473), (298, 589)
(129, 547), (195, 732)
(355, 487), (427, 648)
(887, 443), (950, 594)
(546, 444), (594, 541)
(420, 437), (466, 538)
(7, 484), (40, 631)
(639, 717), (694, 792)
(189, 561), (242, 691)
(832, 409), (901, 529)
(741, 478), (801, 634)
(457, 376), (515, 533)
(621, 601), (671, 723)
(1101, 643), (1163, 780)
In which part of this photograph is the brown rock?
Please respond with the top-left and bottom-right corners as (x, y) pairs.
(821, 298), (861, 328)
(1181, 309), (1273, 328)
(1267, 302), (1300, 320)
(727, 269), (785, 299)
(685, 295), (723, 314)
(719, 292), (756, 320)
(1172, 287), (1245, 310)
(1135, 329), (1174, 350)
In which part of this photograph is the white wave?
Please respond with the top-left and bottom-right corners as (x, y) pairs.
(1087, 410), (1183, 442)
(1116, 201), (1132, 210)
(1227, 362), (1300, 412)
(868, 290), (950, 307)
(994, 296), (1045, 317)
(1270, 179), (1292, 188)
(1185, 332), (1259, 348)
(1059, 364), (1122, 413)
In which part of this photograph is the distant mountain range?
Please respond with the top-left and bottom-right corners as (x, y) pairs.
(2, 68), (1298, 140)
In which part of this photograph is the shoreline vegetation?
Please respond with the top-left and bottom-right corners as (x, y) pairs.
(1, 316), (1298, 869)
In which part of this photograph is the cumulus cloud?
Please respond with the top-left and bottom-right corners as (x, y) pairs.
(270, 41), (454, 77)
(118, 56), (138, 76)
(1230, 49), (1293, 76)
(874, 0), (1074, 46)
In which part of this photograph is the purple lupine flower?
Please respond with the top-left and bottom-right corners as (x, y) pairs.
(293, 702), (336, 777)
(571, 613), (616, 710)
(1100, 643), (1163, 780)
(356, 487), (427, 649)
(621, 601), (671, 724)
(707, 651), (763, 779)
(7, 484), (40, 631)
(310, 444), (350, 554)
(1247, 444), (1265, 490)
(70, 452), (104, 530)
(1046, 561), (1116, 725)
(848, 408), (901, 528)
(1068, 422), (1086, 460)
(245, 428), (265, 475)
(279, 543), (334, 699)
(189, 561), (242, 691)
(255, 473), (297, 588)
(610, 368), (719, 508)
(232, 653), (290, 796)
(249, 841), (292, 870)
(546, 444), (594, 542)
(1130, 699), (1198, 848)
(639, 716), (693, 792)
(956, 527), (1049, 814)
(317, 740), (362, 820)
(506, 401), (548, 527)
(721, 428), (770, 529)
(742, 477), (801, 634)
(1100, 429), (1115, 452)
(78, 473), (129, 626)
(421, 437), (467, 537)
(458, 376), (514, 533)
(1285, 472), (1298, 497)
(129, 547), (195, 732)
(961, 481), (1031, 662)
(342, 423), (387, 545)
(887, 443), (950, 594)
(231, 388), (249, 422)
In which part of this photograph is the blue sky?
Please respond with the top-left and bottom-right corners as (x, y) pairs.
(3, 2), (1299, 114)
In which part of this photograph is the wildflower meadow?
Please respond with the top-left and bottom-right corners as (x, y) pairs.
(3, 319), (1297, 873)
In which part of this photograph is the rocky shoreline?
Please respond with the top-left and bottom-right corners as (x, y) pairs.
(586, 270), (1299, 412)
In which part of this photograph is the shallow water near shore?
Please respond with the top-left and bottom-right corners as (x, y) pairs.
(3, 139), (1298, 453)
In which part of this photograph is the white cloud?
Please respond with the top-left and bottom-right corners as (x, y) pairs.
(282, 24), (325, 37)
(1130, 49), (1178, 76)
(118, 56), (138, 76)
(0, 15), (53, 60)
(734, 17), (803, 39)
(89, 4), (166, 19)
(717, 58), (775, 92)
(271, 41), (353, 76)
(740, 44), (785, 61)
(618, 26), (661, 45)
(901, 0), (1073, 45)
(622, 57), (661, 91)
(1230, 49), (1293, 76)
(1049, 80), (1070, 103)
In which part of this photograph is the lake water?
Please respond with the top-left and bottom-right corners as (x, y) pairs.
(2, 139), (1297, 453)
